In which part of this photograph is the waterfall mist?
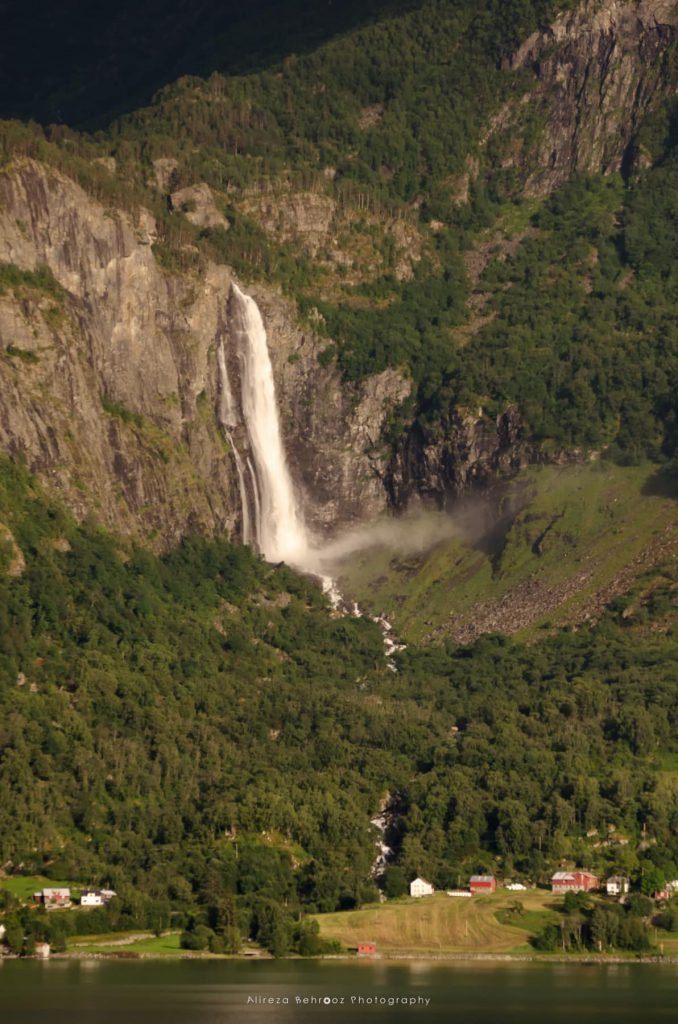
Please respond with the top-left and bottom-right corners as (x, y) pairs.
(217, 282), (501, 602)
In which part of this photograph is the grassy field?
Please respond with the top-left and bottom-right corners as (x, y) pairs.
(69, 932), (183, 955)
(313, 889), (559, 955)
(657, 931), (678, 956)
(337, 462), (677, 644)
(0, 875), (83, 903)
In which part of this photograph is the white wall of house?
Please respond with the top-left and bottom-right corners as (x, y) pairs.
(410, 877), (434, 898)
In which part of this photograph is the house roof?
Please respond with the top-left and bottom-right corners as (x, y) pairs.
(552, 870), (597, 881)
(42, 888), (70, 896)
(470, 875), (495, 883)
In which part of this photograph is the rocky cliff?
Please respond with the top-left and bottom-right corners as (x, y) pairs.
(0, 159), (407, 547)
(0, 1), (675, 549)
(385, 406), (532, 510)
(494, 0), (678, 196)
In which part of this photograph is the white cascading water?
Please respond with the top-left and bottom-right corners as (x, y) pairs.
(228, 283), (309, 567)
(217, 280), (405, 661)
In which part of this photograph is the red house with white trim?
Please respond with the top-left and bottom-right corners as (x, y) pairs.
(469, 875), (497, 894)
(357, 942), (377, 955)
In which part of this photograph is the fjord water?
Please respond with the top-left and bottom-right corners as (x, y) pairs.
(2, 960), (678, 1024)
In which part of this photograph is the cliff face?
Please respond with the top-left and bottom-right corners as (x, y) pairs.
(501, 0), (678, 196)
(0, 2), (674, 547)
(386, 407), (532, 510)
(0, 159), (406, 546)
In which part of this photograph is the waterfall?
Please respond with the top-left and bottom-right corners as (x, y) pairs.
(216, 282), (406, 664)
(223, 282), (310, 567)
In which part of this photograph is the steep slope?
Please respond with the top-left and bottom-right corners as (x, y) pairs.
(503, 0), (678, 195)
(0, 459), (676, 923)
(0, 0), (675, 564)
(338, 461), (678, 643)
(0, 160), (406, 545)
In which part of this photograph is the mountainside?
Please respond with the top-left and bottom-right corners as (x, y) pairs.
(0, 459), (676, 944)
(0, 159), (406, 545)
(0, 0), (675, 564)
(1, 0), (678, 960)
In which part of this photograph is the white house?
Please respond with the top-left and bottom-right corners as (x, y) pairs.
(80, 890), (104, 907)
(410, 877), (434, 898)
(606, 876), (630, 897)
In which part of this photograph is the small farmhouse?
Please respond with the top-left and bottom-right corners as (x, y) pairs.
(357, 942), (377, 955)
(551, 871), (599, 894)
(80, 890), (104, 907)
(410, 877), (434, 898)
(605, 876), (629, 897)
(469, 875), (496, 894)
(34, 888), (71, 908)
(79, 888), (116, 906)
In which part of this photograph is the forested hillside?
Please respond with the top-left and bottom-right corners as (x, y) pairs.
(0, 0), (677, 957)
(1, 461), (676, 951)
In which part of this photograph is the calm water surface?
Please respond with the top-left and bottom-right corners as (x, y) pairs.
(1, 959), (677, 1023)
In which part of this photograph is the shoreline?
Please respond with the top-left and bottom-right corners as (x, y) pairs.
(40, 950), (678, 966)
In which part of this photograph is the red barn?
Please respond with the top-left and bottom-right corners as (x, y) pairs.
(469, 875), (497, 894)
(551, 871), (599, 893)
(357, 943), (377, 955)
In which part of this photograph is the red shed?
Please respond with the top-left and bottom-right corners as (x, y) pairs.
(357, 943), (377, 955)
(469, 875), (497, 894)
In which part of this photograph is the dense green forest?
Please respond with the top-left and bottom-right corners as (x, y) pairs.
(1, 461), (676, 953)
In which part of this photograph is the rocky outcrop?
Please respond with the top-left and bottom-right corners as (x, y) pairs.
(170, 183), (229, 230)
(491, 0), (678, 196)
(386, 406), (532, 510)
(0, 159), (405, 546)
(239, 183), (424, 283)
(0, 523), (25, 576)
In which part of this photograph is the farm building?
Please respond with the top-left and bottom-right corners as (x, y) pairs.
(34, 888), (71, 908)
(357, 942), (377, 955)
(551, 871), (599, 894)
(410, 877), (434, 898)
(605, 876), (629, 896)
(469, 875), (496, 894)
(80, 890), (104, 906)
